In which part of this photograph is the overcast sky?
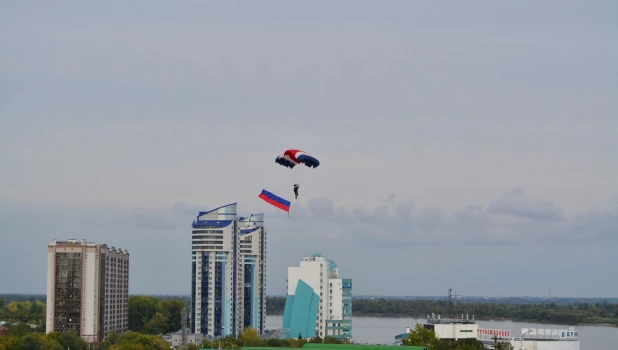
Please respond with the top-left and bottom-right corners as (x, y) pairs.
(1, 1), (617, 298)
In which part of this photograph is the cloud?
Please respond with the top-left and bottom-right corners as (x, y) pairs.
(0, 0), (616, 297)
(487, 187), (564, 221)
(394, 200), (414, 222)
(131, 201), (206, 230)
(566, 210), (618, 243)
(2, 193), (616, 296)
(379, 193), (396, 204)
(306, 196), (337, 220)
(284, 190), (617, 248)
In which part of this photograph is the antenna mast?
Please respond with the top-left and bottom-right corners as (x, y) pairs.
(448, 285), (453, 321)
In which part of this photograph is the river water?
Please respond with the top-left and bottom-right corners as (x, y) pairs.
(265, 315), (617, 349)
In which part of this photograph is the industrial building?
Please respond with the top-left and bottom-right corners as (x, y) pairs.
(282, 253), (352, 340)
(395, 313), (478, 343)
(247, 344), (427, 350)
(190, 203), (267, 338)
(46, 239), (129, 343)
(508, 328), (580, 350)
(169, 331), (204, 347)
(423, 314), (478, 340)
(395, 319), (581, 350)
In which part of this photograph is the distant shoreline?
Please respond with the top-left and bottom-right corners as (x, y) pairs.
(3, 294), (616, 328)
(265, 311), (618, 328)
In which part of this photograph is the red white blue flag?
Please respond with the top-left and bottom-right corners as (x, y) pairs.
(258, 189), (291, 212)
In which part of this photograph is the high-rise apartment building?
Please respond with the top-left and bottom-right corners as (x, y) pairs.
(190, 203), (267, 338)
(46, 239), (129, 343)
(283, 254), (352, 341)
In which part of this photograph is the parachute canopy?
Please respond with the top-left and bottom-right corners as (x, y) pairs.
(275, 149), (320, 169)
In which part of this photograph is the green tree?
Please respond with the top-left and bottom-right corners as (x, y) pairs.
(495, 342), (514, 350)
(128, 296), (157, 331)
(289, 338), (307, 348)
(21, 335), (41, 350)
(4, 322), (32, 337)
(239, 326), (261, 347)
(110, 344), (146, 350)
(157, 299), (186, 332)
(309, 335), (323, 343)
(58, 329), (89, 350)
(16, 334), (63, 350)
(401, 324), (439, 350)
(0, 334), (21, 350)
(98, 331), (122, 350)
(200, 339), (219, 349)
(264, 338), (291, 347)
(323, 336), (344, 344)
(108, 332), (170, 350)
(142, 312), (168, 334)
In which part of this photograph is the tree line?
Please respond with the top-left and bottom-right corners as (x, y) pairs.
(0, 322), (346, 350)
(187, 327), (348, 350)
(0, 299), (45, 329)
(127, 295), (188, 334)
(0, 324), (91, 350)
(0, 295), (349, 349)
(267, 297), (618, 326)
(0, 324), (173, 350)
(0, 295), (188, 335)
(3, 294), (618, 328)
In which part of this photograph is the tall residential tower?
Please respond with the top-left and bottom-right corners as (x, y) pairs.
(283, 254), (352, 341)
(46, 239), (129, 343)
(190, 203), (267, 337)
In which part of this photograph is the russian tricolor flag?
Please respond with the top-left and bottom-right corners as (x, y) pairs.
(258, 189), (291, 212)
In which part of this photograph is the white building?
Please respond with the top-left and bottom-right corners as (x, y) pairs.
(238, 213), (267, 333)
(510, 328), (580, 350)
(283, 254), (352, 340)
(509, 340), (580, 350)
(423, 314), (478, 340)
(429, 322), (478, 340)
(190, 204), (267, 338)
(46, 239), (129, 343)
(169, 332), (204, 347)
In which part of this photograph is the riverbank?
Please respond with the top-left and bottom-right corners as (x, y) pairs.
(350, 313), (618, 327)
(266, 311), (618, 327)
(266, 315), (618, 349)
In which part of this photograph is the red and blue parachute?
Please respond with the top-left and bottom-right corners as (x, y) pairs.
(259, 149), (320, 214)
(275, 149), (320, 169)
